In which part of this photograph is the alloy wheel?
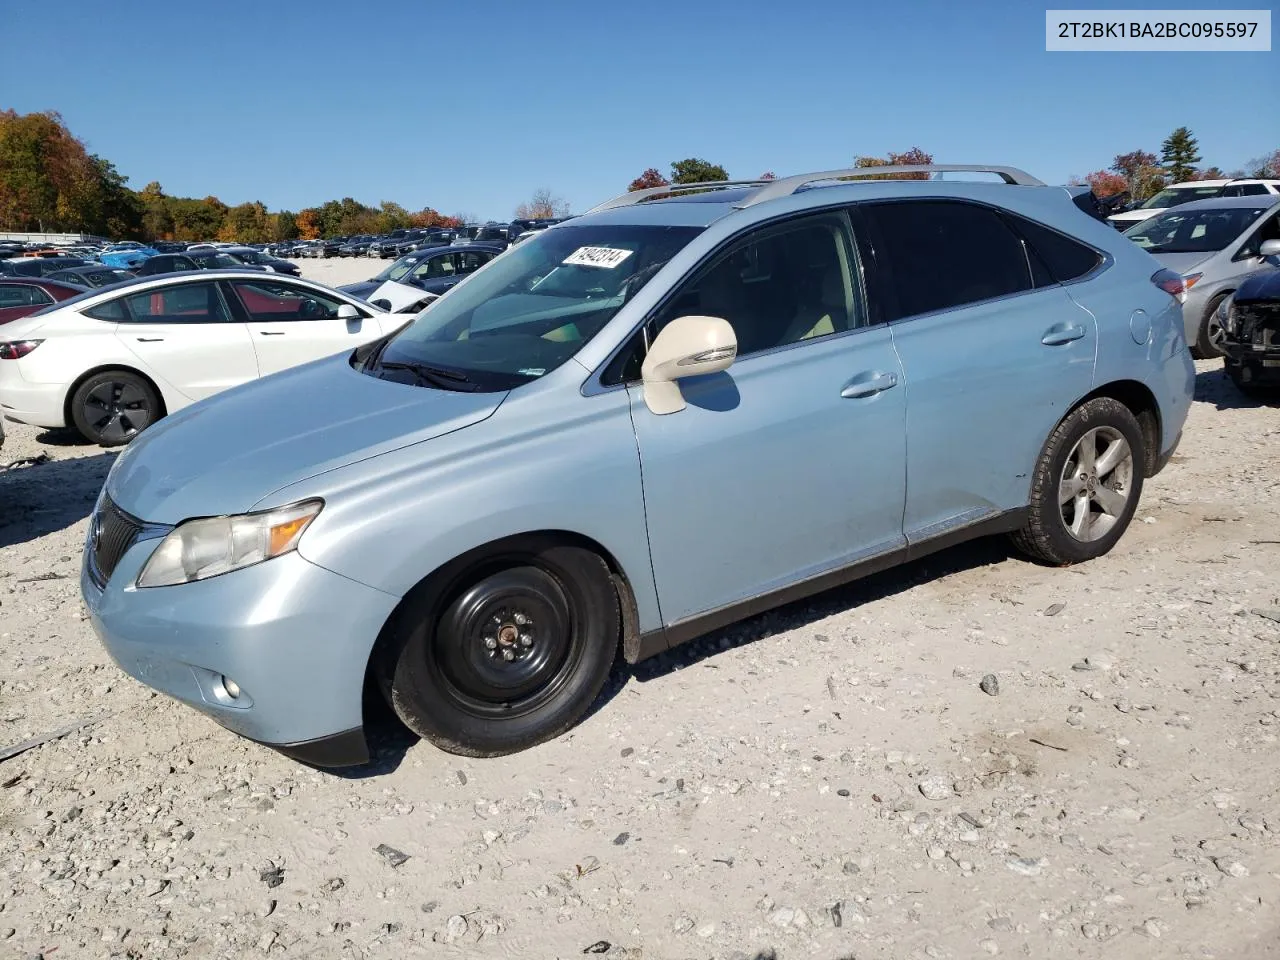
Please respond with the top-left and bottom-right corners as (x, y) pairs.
(82, 380), (153, 444)
(1058, 426), (1134, 542)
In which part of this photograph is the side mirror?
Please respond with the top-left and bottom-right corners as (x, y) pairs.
(640, 315), (737, 415)
(1259, 239), (1280, 259)
(336, 303), (361, 320)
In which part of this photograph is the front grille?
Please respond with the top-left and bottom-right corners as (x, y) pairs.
(91, 496), (144, 586)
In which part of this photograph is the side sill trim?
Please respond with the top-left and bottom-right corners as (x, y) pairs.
(635, 508), (1028, 661)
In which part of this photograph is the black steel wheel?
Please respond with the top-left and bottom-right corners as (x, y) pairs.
(69, 370), (161, 447)
(381, 539), (620, 757)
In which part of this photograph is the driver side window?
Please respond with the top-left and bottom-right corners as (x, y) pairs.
(229, 280), (352, 321)
(603, 212), (864, 384)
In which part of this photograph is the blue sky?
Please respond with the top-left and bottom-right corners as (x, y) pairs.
(2, 0), (1275, 219)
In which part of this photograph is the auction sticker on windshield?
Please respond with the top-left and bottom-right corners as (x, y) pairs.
(563, 247), (634, 268)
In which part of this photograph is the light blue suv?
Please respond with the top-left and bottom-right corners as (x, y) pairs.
(80, 166), (1195, 767)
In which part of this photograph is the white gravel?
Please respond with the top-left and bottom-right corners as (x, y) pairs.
(2, 272), (1279, 959)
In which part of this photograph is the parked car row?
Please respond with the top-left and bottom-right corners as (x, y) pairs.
(1106, 177), (1280, 229)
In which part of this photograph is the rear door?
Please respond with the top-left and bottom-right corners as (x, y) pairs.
(857, 199), (1099, 540)
(225, 278), (387, 375)
(116, 280), (259, 400)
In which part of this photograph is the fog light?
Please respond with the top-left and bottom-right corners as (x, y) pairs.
(222, 677), (241, 699)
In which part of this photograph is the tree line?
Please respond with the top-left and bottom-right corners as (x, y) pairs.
(1070, 127), (1280, 201)
(4, 110), (1277, 243)
(0, 110), (460, 241)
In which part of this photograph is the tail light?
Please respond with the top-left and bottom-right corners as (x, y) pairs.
(0, 340), (43, 359)
(1151, 269), (1186, 304)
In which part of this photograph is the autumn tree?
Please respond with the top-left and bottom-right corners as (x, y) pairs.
(853, 147), (934, 180)
(1071, 170), (1127, 197)
(1161, 127), (1201, 184)
(627, 167), (669, 192)
(670, 158), (729, 184)
(1241, 149), (1280, 179)
(1197, 166), (1227, 180)
(759, 171), (777, 180)
(296, 208), (321, 239)
(515, 188), (571, 219)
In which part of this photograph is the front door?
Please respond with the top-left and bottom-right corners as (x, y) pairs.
(115, 280), (259, 401)
(225, 278), (387, 376)
(626, 210), (908, 627)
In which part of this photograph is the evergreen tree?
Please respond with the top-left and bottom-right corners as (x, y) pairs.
(1160, 127), (1201, 183)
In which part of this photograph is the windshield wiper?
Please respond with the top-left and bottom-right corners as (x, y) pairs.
(378, 360), (479, 391)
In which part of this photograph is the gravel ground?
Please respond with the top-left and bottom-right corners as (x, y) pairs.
(2, 267), (1280, 959)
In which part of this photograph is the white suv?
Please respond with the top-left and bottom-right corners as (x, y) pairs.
(1109, 179), (1280, 229)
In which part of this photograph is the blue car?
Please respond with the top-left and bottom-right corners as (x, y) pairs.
(79, 165), (1195, 767)
(98, 242), (159, 270)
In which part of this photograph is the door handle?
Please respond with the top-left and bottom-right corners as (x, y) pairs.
(258, 330), (285, 336)
(1041, 324), (1086, 346)
(135, 337), (164, 342)
(841, 371), (898, 399)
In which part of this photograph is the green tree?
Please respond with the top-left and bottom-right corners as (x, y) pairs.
(274, 210), (299, 240)
(376, 201), (411, 233)
(670, 158), (729, 184)
(1160, 127), (1201, 183)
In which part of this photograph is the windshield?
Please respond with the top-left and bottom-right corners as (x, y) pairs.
(1124, 206), (1267, 253)
(1141, 185), (1223, 209)
(374, 255), (417, 282)
(363, 224), (703, 391)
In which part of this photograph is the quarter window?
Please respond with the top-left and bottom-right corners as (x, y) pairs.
(230, 280), (351, 321)
(861, 200), (1032, 320)
(121, 282), (231, 323)
(1008, 215), (1103, 286)
(84, 299), (128, 322)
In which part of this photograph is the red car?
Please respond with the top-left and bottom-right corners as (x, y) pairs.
(0, 278), (88, 326)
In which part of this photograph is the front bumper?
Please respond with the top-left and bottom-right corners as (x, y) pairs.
(81, 532), (400, 767)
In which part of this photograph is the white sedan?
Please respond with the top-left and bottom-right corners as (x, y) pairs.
(0, 270), (403, 446)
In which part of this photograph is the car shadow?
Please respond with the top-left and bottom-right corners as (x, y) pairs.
(0, 450), (115, 549)
(591, 534), (1018, 715)
(1195, 365), (1278, 410)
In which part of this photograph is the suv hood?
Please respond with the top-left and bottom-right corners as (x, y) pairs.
(107, 354), (506, 524)
(1109, 208), (1164, 225)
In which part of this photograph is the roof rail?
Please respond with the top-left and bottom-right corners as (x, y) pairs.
(739, 165), (1045, 206)
(585, 180), (776, 214)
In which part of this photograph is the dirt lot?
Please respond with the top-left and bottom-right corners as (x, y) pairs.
(2, 267), (1279, 959)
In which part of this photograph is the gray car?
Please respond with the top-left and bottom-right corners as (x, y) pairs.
(1123, 195), (1280, 357)
(78, 165), (1195, 767)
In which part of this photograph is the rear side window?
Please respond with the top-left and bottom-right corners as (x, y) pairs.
(0, 284), (52, 307)
(1007, 215), (1103, 286)
(121, 282), (230, 324)
(861, 200), (1031, 321)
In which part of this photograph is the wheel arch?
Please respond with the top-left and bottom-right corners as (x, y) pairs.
(1067, 379), (1162, 477)
(363, 529), (644, 715)
(63, 363), (171, 432)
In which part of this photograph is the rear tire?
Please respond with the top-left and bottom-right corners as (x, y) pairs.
(1011, 397), (1145, 565)
(379, 539), (620, 757)
(69, 370), (161, 447)
(1192, 293), (1229, 359)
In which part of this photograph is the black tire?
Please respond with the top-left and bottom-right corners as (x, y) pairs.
(1192, 293), (1229, 360)
(379, 539), (620, 757)
(1011, 397), (1145, 565)
(69, 369), (161, 447)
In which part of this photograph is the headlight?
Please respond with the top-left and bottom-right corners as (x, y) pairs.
(137, 500), (322, 587)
